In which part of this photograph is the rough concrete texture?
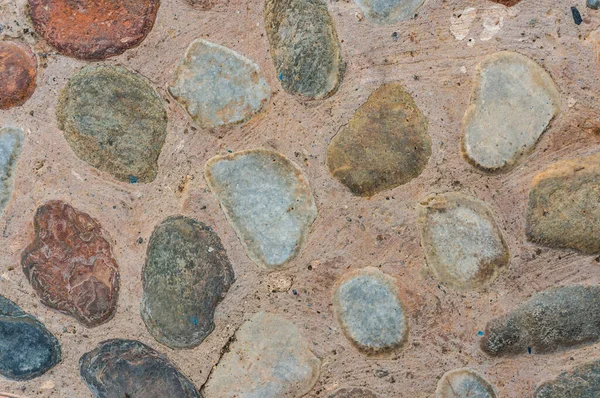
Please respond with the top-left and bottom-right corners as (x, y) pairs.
(535, 360), (600, 398)
(0, 127), (23, 215)
(0, 41), (36, 109)
(353, 0), (424, 24)
(435, 368), (497, 398)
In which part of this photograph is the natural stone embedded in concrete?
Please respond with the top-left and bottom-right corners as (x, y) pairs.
(21, 201), (120, 327)
(141, 216), (234, 349)
(0, 41), (37, 109)
(327, 83), (430, 197)
(80, 339), (200, 398)
(436, 368), (497, 398)
(28, 0), (160, 60)
(57, 65), (168, 183)
(462, 51), (560, 172)
(329, 387), (379, 397)
(0, 127), (23, 214)
(265, 0), (344, 99)
(353, 0), (424, 24)
(169, 39), (270, 128)
(332, 267), (408, 355)
(481, 285), (600, 356)
(417, 192), (509, 291)
(490, 0), (521, 6)
(526, 154), (600, 254)
(205, 149), (317, 270)
(0, 295), (61, 381)
(535, 360), (600, 398)
(202, 312), (320, 397)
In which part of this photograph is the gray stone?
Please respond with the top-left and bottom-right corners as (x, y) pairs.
(202, 312), (320, 398)
(535, 360), (600, 398)
(0, 127), (23, 214)
(205, 149), (317, 270)
(329, 387), (379, 397)
(332, 267), (408, 356)
(417, 192), (509, 291)
(436, 368), (497, 398)
(141, 216), (234, 349)
(168, 39), (270, 129)
(588, 0), (600, 10)
(0, 295), (61, 381)
(353, 0), (424, 24)
(481, 285), (600, 356)
(462, 51), (560, 172)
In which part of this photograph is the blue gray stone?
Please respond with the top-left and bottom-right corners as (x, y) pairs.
(353, 0), (424, 24)
(0, 127), (23, 214)
(535, 360), (600, 398)
(436, 368), (497, 398)
(588, 0), (600, 10)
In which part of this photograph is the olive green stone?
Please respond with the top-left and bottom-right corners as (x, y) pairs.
(536, 360), (600, 398)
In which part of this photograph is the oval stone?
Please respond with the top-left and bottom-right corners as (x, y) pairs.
(332, 267), (408, 355)
(462, 52), (560, 172)
(57, 65), (168, 183)
(0, 295), (61, 381)
(353, 0), (424, 24)
(329, 387), (379, 398)
(490, 0), (521, 5)
(21, 200), (120, 327)
(205, 149), (317, 270)
(265, 0), (344, 99)
(417, 192), (509, 291)
(202, 312), (320, 397)
(169, 39), (270, 129)
(436, 368), (497, 398)
(535, 360), (600, 398)
(141, 216), (234, 349)
(80, 339), (200, 398)
(28, 0), (160, 60)
(0, 127), (24, 215)
(0, 41), (37, 109)
(327, 83), (431, 197)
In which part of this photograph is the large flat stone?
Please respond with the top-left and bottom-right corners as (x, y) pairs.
(0, 41), (37, 109)
(353, 0), (424, 24)
(436, 368), (497, 398)
(0, 127), (24, 215)
(535, 360), (600, 398)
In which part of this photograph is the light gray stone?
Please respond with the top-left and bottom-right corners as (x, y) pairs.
(535, 360), (600, 398)
(354, 0), (424, 24)
(0, 127), (23, 214)
(436, 368), (497, 398)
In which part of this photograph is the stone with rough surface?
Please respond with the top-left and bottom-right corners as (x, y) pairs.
(0, 127), (23, 214)
(21, 201), (120, 327)
(327, 83), (430, 197)
(202, 312), (320, 398)
(0, 41), (37, 109)
(353, 0), (424, 24)
(329, 387), (379, 397)
(490, 0), (521, 5)
(436, 368), (497, 398)
(535, 360), (600, 398)
(141, 216), (234, 349)
(462, 52), (560, 172)
(169, 39), (270, 128)
(205, 149), (317, 270)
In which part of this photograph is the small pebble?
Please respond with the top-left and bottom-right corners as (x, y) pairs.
(572, 6), (583, 24)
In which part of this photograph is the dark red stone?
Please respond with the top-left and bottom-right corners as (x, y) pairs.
(0, 41), (37, 109)
(21, 201), (119, 327)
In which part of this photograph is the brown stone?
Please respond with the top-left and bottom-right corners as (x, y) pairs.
(329, 387), (379, 397)
(21, 201), (120, 327)
(489, 0), (521, 5)
(28, 0), (160, 60)
(0, 41), (37, 109)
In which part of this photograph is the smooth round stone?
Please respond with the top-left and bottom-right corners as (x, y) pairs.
(353, 0), (424, 24)
(536, 360), (600, 397)
(0, 127), (24, 215)
(332, 267), (407, 355)
(28, 0), (160, 60)
(57, 65), (167, 183)
(417, 192), (509, 291)
(0, 41), (37, 109)
(329, 387), (379, 397)
(589, 0), (600, 10)
(436, 368), (497, 398)
(462, 51), (560, 172)
(0, 296), (61, 381)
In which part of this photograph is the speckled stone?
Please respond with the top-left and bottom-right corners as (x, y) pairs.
(327, 83), (430, 197)
(481, 285), (600, 356)
(353, 0), (424, 24)
(169, 39), (270, 129)
(332, 267), (407, 356)
(202, 312), (320, 398)
(22, 201), (120, 327)
(436, 368), (497, 398)
(0, 127), (23, 215)
(0, 295), (61, 381)
(205, 149), (317, 270)
(80, 339), (200, 398)
(417, 192), (509, 291)
(57, 65), (168, 183)
(329, 387), (379, 397)
(462, 52), (560, 172)
(141, 216), (234, 349)
(265, 0), (344, 99)
(526, 154), (600, 254)
(0, 41), (37, 109)
(535, 360), (600, 398)
(489, 0), (521, 5)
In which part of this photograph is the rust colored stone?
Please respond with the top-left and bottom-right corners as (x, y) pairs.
(28, 0), (160, 60)
(21, 201), (120, 327)
(0, 41), (37, 109)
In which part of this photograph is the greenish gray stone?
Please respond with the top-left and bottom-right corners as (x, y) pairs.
(57, 65), (168, 183)
(535, 360), (600, 398)
(329, 387), (379, 397)
(168, 39), (270, 128)
(0, 127), (23, 214)
(436, 368), (497, 398)
(353, 0), (424, 24)
(141, 216), (234, 349)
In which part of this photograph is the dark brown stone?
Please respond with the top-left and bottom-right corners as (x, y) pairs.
(329, 387), (379, 397)
(489, 0), (521, 6)
(21, 201), (119, 327)
(0, 41), (37, 109)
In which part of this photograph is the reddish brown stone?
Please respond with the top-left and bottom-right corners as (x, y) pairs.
(28, 0), (160, 60)
(0, 41), (37, 109)
(21, 201), (119, 327)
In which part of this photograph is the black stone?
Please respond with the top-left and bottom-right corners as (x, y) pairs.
(572, 6), (583, 25)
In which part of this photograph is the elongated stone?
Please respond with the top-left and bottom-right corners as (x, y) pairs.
(169, 39), (270, 129)
(353, 0), (424, 24)
(80, 339), (200, 398)
(57, 65), (167, 183)
(490, 0), (521, 5)
(0, 41), (37, 109)
(265, 0), (344, 99)
(462, 52), (560, 172)
(0, 295), (61, 381)
(205, 149), (317, 270)
(436, 368), (497, 398)
(327, 83), (430, 197)
(21, 201), (120, 327)
(202, 312), (320, 397)
(329, 387), (379, 397)
(535, 360), (600, 398)
(417, 192), (509, 290)
(481, 285), (600, 356)
(0, 127), (24, 215)
(526, 154), (600, 254)
(332, 267), (407, 356)
(141, 216), (234, 349)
